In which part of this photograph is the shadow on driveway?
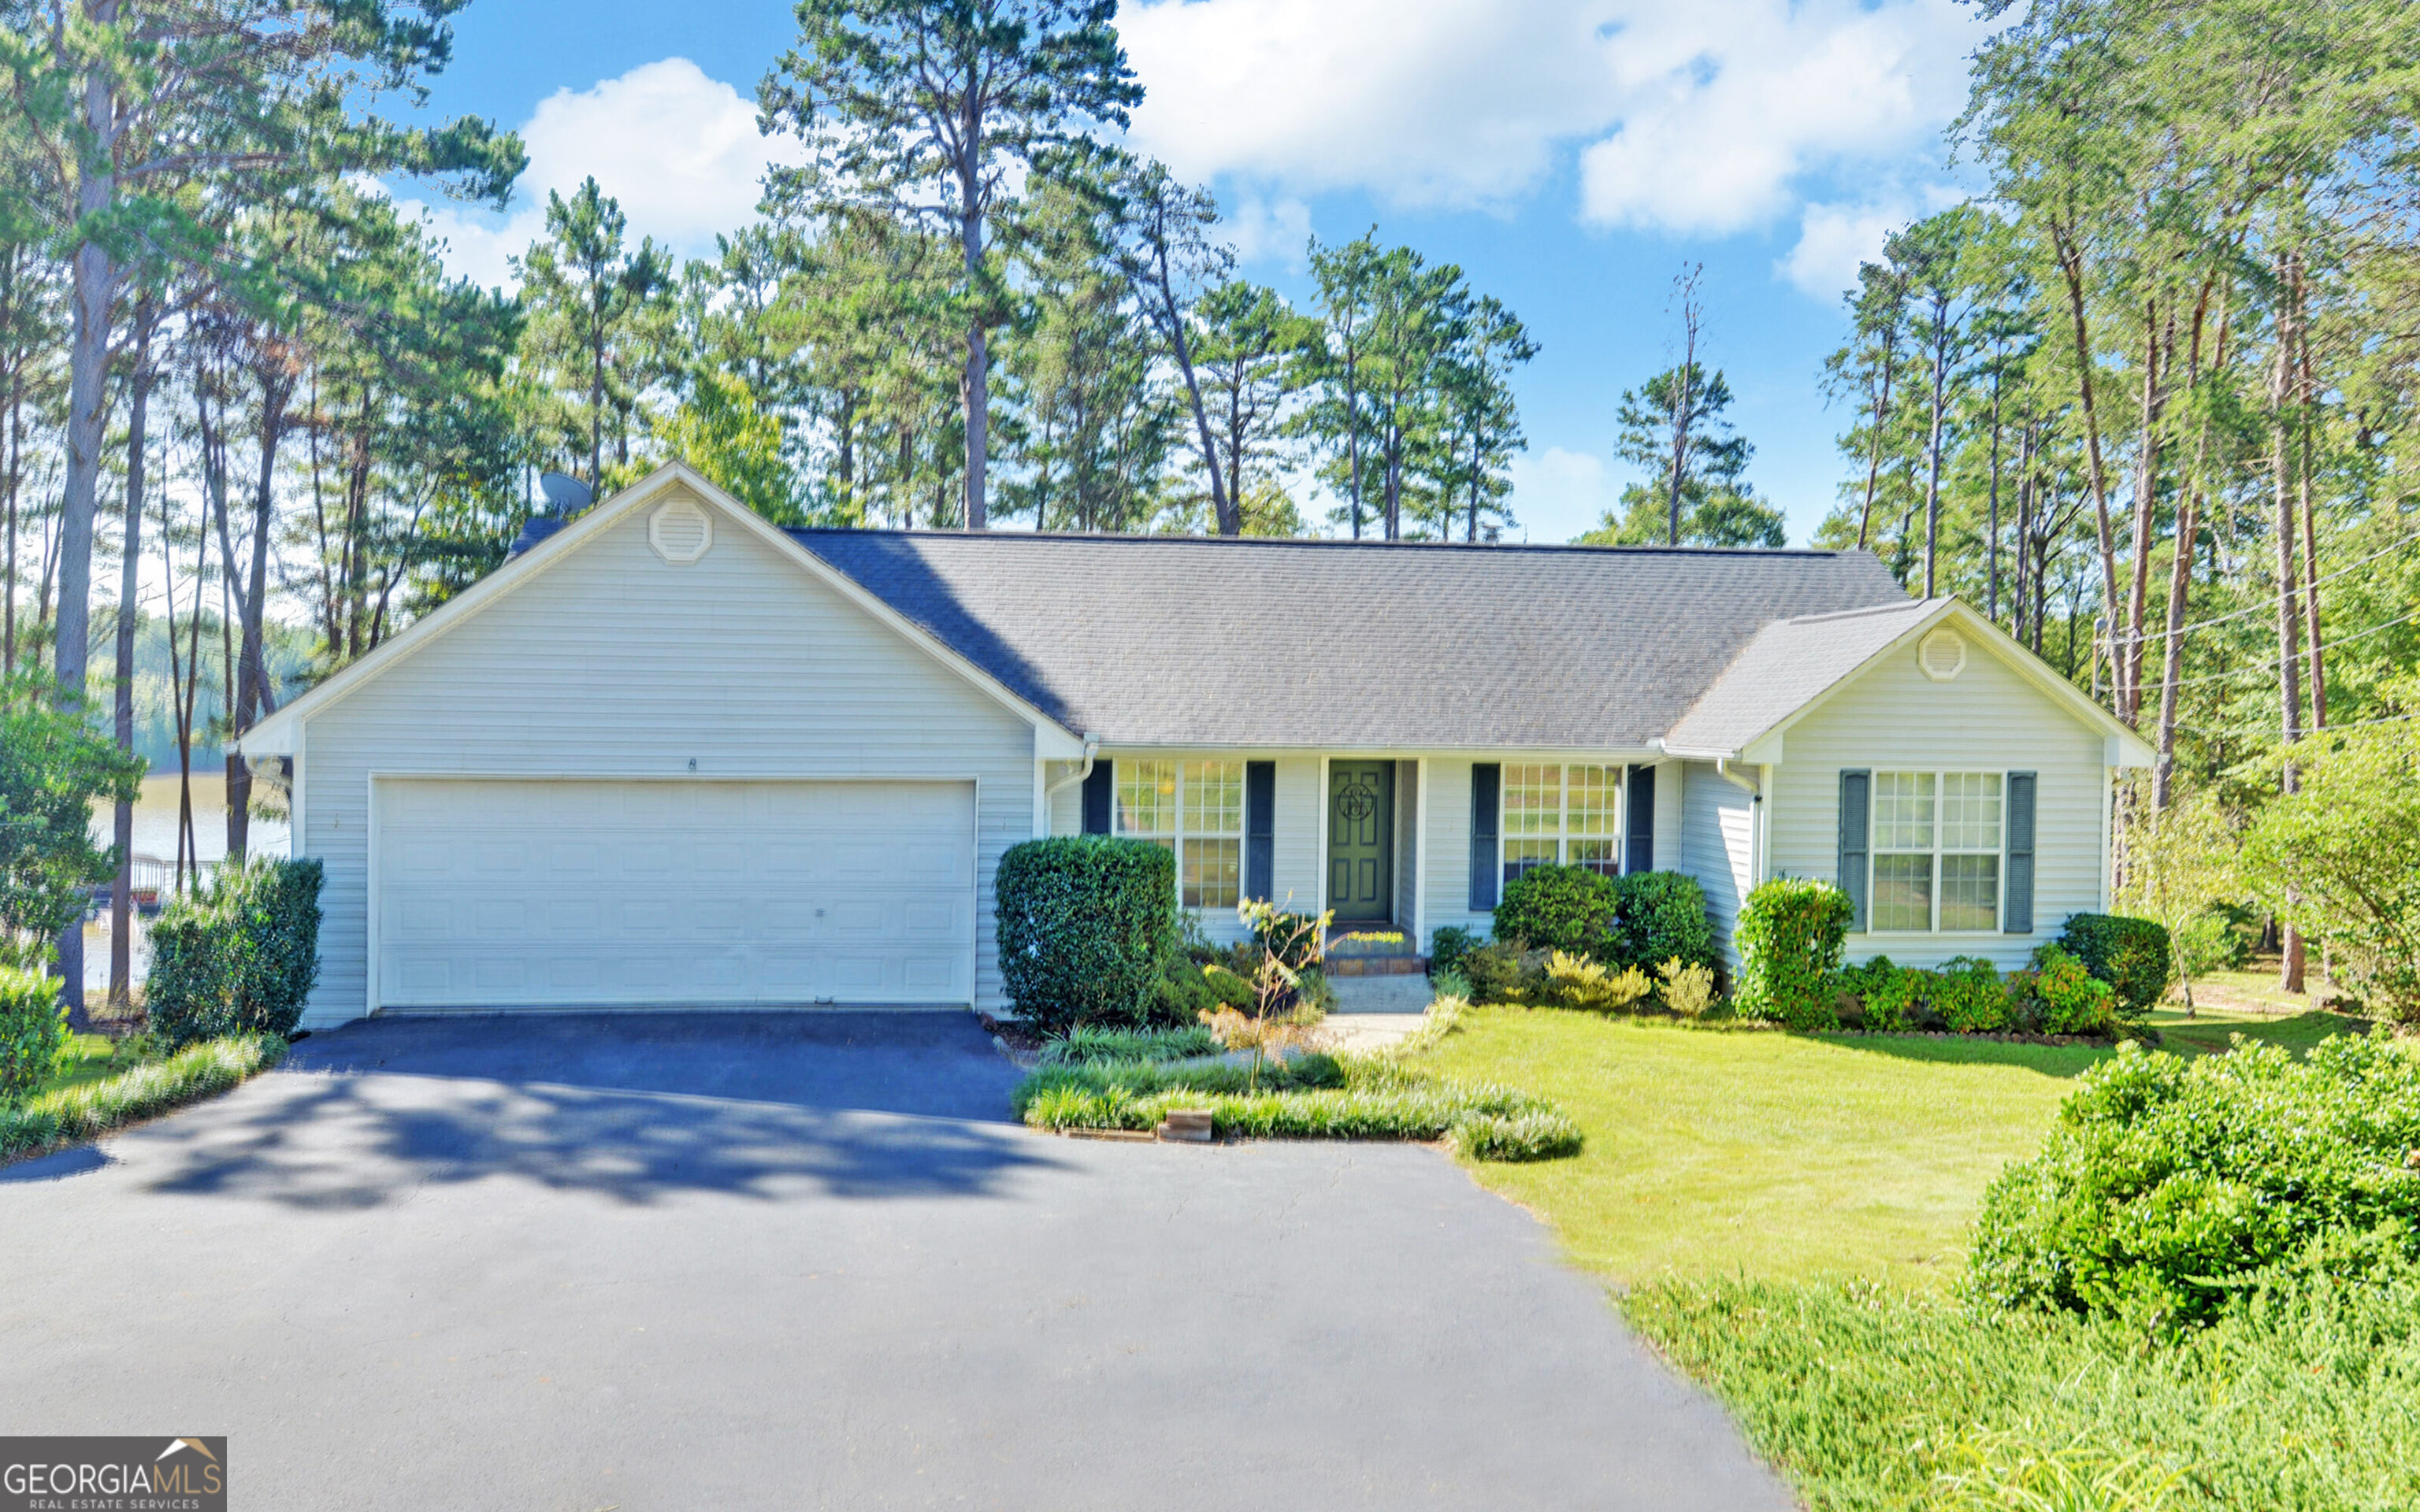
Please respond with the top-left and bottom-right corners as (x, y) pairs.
(122, 1011), (1060, 1210)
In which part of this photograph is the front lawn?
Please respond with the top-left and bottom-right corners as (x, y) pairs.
(43, 1033), (134, 1097)
(1424, 1006), (2102, 1286)
(1428, 1003), (2409, 1511)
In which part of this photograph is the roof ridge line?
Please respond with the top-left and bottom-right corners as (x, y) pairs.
(785, 526), (1851, 558)
(1783, 597), (1939, 627)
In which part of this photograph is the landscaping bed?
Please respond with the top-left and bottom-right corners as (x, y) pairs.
(2, 1033), (287, 1164)
(1011, 1003), (1583, 1162)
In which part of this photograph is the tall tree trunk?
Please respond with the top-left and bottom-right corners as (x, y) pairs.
(225, 365), (289, 862)
(2051, 221), (2126, 717)
(4, 346), (19, 672)
(960, 195), (989, 530)
(108, 304), (154, 1008)
(1921, 304), (1948, 597)
(2153, 282), (2223, 813)
(56, 28), (127, 1021)
(2121, 299), (2168, 725)
(1986, 364), (2003, 623)
(2293, 284), (2325, 731)
(2270, 265), (2307, 996)
(1857, 328), (1895, 550)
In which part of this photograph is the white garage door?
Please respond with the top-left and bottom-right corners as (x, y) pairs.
(374, 778), (976, 1010)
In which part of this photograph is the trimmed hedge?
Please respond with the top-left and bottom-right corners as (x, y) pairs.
(1609, 871), (1717, 973)
(1965, 1032), (2420, 1326)
(0, 966), (65, 1104)
(147, 858), (324, 1048)
(996, 837), (1179, 1032)
(1493, 864), (1618, 954)
(1734, 878), (1855, 1029)
(2, 1033), (284, 1162)
(2058, 913), (2173, 1017)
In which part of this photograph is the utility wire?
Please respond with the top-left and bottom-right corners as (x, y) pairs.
(2130, 529), (2420, 646)
(2153, 605), (2420, 690)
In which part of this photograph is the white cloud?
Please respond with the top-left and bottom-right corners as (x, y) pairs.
(398, 58), (806, 290)
(1779, 200), (1907, 302)
(1122, 0), (1981, 235)
(1223, 195), (1313, 270)
(1508, 446), (1620, 541)
(1778, 182), (1971, 301)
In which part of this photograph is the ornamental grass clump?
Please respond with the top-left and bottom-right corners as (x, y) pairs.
(1543, 950), (1651, 1012)
(1011, 1046), (1580, 1162)
(1, 1033), (284, 1161)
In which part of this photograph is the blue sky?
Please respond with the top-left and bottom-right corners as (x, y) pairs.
(388, 0), (1991, 543)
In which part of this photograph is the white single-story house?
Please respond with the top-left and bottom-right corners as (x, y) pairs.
(238, 462), (2154, 1029)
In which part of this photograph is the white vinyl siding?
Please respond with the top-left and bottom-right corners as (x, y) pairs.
(1680, 762), (1756, 951)
(1767, 634), (2108, 969)
(292, 494), (1037, 1026)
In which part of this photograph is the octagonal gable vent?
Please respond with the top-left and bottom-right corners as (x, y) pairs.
(648, 495), (713, 564)
(1918, 627), (1967, 681)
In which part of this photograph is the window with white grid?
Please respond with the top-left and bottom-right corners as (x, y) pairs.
(1500, 764), (1623, 887)
(1117, 759), (1245, 910)
(1871, 771), (2002, 932)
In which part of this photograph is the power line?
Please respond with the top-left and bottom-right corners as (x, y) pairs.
(2155, 605), (2420, 690)
(2130, 529), (2420, 646)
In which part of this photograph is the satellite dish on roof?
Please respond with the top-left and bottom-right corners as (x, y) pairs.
(539, 471), (594, 512)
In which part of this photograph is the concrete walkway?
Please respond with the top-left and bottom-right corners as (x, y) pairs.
(1, 1013), (1791, 1511)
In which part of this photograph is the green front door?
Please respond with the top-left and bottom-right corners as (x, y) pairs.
(1327, 762), (1394, 922)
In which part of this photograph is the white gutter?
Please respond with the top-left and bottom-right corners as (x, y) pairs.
(1043, 735), (1101, 800)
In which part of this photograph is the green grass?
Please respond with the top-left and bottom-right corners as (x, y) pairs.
(2144, 1002), (2369, 1058)
(2, 1035), (285, 1162)
(1425, 1006), (2104, 1287)
(1628, 1273), (2420, 1512)
(41, 1033), (138, 1097)
(1424, 1002), (2406, 1510)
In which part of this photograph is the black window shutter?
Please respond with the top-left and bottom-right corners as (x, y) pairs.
(1625, 764), (1656, 874)
(1245, 761), (1275, 901)
(1082, 759), (1113, 836)
(1838, 769), (1871, 932)
(1469, 763), (1501, 911)
(2004, 771), (2036, 933)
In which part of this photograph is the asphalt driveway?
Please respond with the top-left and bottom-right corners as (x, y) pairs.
(0, 1014), (1791, 1510)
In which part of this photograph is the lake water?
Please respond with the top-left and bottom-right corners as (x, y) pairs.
(82, 773), (292, 996)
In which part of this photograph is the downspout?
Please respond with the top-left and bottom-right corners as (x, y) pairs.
(1042, 735), (1101, 818)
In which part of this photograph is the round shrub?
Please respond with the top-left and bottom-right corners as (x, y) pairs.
(0, 965), (66, 1104)
(1965, 1032), (2420, 1326)
(996, 837), (1178, 1033)
(1932, 956), (2009, 1033)
(2057, 913), (2173, 1017)
(147, 857), (325, 1048)
(1734, 878), (1855, 1030)
(2029, 943), (2118, 1036)
(1843, 956), (1915, 1032)
(1427, 925), (1481, 979)
(1609, 870), (1716, 973)
(1493, 864), (1618, 954)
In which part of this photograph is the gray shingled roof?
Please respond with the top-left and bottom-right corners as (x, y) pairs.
(1663, 598), (1944, 756)
(790, 530), (1911, 749)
